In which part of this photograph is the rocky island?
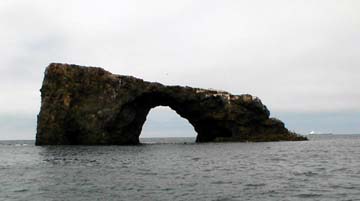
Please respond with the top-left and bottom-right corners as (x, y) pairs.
(36, 63), (307, 145)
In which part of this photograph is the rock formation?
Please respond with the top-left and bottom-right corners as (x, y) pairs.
(36, 63), (307, 145)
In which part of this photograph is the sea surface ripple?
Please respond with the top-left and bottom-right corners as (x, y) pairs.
(1, 135), (360, 201)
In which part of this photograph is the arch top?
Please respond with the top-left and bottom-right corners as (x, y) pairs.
(36, 63), (307, 145)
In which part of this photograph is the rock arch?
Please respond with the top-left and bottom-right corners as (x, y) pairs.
(105, 90), (230, 144)
(36, 63), (306, 145)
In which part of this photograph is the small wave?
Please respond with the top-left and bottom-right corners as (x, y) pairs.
(295, 193), (322, 198)
(191, 157), (201, 161)
(214, 197), (236, 201)
(245, 183), (266, 187)
(329, 184), (357, 190)
(211, 180), (233, 185)
(15, 144), (28, 146)
(293, 171), (319, 177)
(330, 167), (347, 172)
(269, 157), (288, 162)
(13, 189), (28, 193)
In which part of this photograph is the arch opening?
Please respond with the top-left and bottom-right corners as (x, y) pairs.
(140, 106), (197, 144)
(107, 91), (224, 144)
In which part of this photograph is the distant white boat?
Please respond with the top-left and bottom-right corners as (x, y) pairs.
(309, 131), (333, 135)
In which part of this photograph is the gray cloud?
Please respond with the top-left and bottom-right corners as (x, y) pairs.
(1, 0), (359, 138)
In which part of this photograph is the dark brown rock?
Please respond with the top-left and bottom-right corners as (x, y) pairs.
(36, 63), (307, 145)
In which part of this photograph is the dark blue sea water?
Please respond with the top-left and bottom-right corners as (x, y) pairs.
(1, 135), (360, 201)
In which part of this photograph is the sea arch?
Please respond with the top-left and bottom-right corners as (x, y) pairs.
(35, 63), (306, 145)
(104, 91), (233, 144)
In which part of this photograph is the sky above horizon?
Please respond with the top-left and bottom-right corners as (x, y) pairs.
(1, 0), (359, 140)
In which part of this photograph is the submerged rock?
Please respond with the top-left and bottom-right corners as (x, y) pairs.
(36, 63), (307, 145)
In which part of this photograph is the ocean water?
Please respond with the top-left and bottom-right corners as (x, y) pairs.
(1, 135), (360, 201)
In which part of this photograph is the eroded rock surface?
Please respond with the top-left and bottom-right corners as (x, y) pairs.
(36, 63), (306, 145)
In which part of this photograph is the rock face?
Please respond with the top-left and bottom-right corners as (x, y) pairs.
(36, 63), (307, 145)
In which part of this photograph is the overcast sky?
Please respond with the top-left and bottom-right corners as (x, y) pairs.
(1, 0), (359, 139)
